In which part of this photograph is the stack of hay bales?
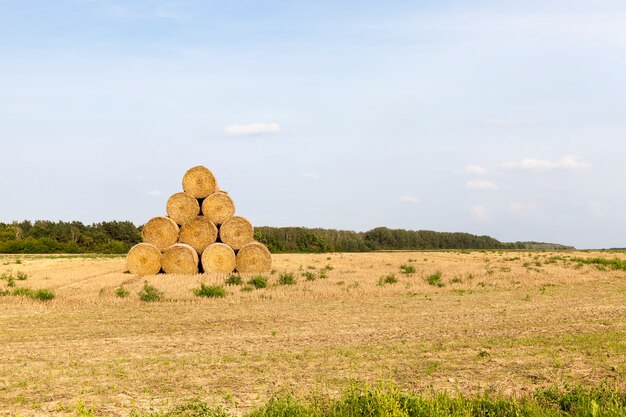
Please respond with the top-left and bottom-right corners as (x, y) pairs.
(126, 166), (272, 276)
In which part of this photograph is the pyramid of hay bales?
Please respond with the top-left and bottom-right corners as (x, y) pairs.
(127, 166), (272, 276)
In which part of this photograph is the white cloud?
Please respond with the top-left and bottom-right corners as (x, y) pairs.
(470, 204), (489, 222)
(224, 122), (281, 136)
(466, 180), (498, 191)
(302, 172), (319, 180)
(508, 201), (539, 216)
(146, 190), (162, 197)
(398, 195), (419, 204)
(465, 165), (488, 176)
(499, 155), (591, 173)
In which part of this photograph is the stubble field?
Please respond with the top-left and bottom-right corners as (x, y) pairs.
(0, 251), (624, 416)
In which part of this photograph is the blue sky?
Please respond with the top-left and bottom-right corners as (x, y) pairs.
(1, 1), (625, 248)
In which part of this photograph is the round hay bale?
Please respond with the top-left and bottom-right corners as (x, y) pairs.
(201, 243), (236, 273)
(201, 191), (235, 225)
(219, 216), (254, 250)
(236, 242), (272, 273)
(127, 243), (162, 276)
(142, 216), (180, 251)
(179, 216), (218, 254)
(182, 165), (217, 199)
(166, 192), (200, 225)
(162, 243), (199, 275)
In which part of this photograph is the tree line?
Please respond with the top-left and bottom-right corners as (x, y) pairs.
(0, 221), (573, 254)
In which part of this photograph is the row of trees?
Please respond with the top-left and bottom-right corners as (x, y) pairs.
(0, 221), (573, 254)
(0, 221), (140, 254)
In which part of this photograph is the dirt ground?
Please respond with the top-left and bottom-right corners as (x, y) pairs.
(0, 251), (624, 416)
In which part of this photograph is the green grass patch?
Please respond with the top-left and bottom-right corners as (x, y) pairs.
(399, 264), (416, 275)
(378, 274), (398, 286)
(12, 287), (55, 301)
(139, 281), (163, 302)
(426, 271), (444, 287)
(302, 271), (316, 281)
(572, 257), (626, 271)
(193, 284), (226, 298)
(247, 276), (268, 289)
(278, 272), (297, 286)
(137, 383), (626, 417)
(115, 286), (130, 298)
(225, 275), (242, 286)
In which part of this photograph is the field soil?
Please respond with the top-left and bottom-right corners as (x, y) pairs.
(0, 251), (624, 416)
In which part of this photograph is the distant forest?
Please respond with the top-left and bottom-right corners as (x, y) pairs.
(0, 221), (574, 254)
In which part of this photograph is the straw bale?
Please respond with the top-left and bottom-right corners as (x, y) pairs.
(236, 242), (272, 273)
(201, 243), (236, 273)
(162, 243), (199, 275)
(201, 191), (235, 225)
(182, 165), (217, 199)
(179, 216), (218, 254)
(166, 192), (200, 225)
(126, 243), (162, 276)
(219, 216), (254, 250)
(142, 216), (179, 251)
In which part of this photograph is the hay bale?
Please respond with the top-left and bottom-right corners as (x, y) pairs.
(219, 216), (254, 250)
(179, 216), (218, 254)
(127, 243), (162, 276)
(201, 243), (236, 273)
(182, 165), (217, 199)
(236, 242), (272, 273)
(201, 191), (235, 225)
(162, 243), (199, 275)
(142, 216), (180, 251)
(166, 192), (200, 225)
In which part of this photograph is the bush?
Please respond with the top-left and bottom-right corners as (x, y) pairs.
(378, 274), (398, 286)
(247, 276), (267, 289)
(427, 271), (444, 287)
(139, 281), (162, 302)
(16, 271), (28, 280)
(193, 283), (226, 298)
(302, 271), (316, 281)
(278, 273), (296, 286)
(399, 264), (416, 275)
(115, 286), (130, 298)
(225, 275), (242, 286)
(12, 287), (55, 301)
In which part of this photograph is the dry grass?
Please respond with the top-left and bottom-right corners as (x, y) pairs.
(0, 251), (624, 416)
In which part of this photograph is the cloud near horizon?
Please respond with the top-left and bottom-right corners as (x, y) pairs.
(398, 196), (419, 204)
(465, 165), (488, 176)
(224, 122), (281, 136)
(466, 180), (498, 191)
(500, 155), (591, 173)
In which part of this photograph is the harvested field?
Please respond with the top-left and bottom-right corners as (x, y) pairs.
(0, 251), (624, 416)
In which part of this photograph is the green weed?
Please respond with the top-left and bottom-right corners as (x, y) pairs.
(426, 271), (444, 287)
(139, 281), (162, 302)
(115, 286), (130, 298)
(193, 284), (226, 298)
(247, 276), (268, 289)
(225, 275), (242, 286)
(278, 273), (296, 286)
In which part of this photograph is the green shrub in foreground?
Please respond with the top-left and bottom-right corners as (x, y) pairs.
(426, 271), (444, 287)
(278, 272), (296, 286)
(225, 275), (242, 286)
(115, 286), (130, 298)
(12, 287), (55, 301)
(139, 281), (163, 302)
(137, 383), (626, 417)
(193, 283), (226, 298)
(247, 276), (267, 289)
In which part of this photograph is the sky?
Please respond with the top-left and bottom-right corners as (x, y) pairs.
(1, 1), (625, 249)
